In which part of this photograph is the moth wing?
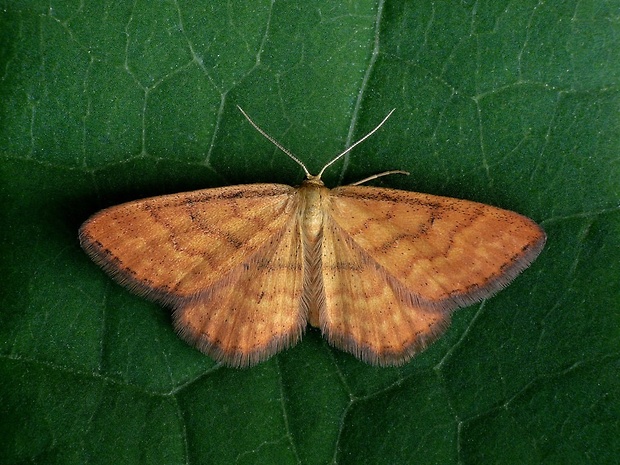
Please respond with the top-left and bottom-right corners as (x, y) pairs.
(319, 185), (545, 365)
(80, 183), (307, 367)
(320, 212), (449, 365)
(327, 185), (546, 308)
(174, 203), (306, 367)
(80, 184), (297, 302)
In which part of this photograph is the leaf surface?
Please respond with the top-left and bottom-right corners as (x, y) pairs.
(1, 1), (619, 464)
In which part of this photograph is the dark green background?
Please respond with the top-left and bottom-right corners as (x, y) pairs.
(1, 1), (618, 464)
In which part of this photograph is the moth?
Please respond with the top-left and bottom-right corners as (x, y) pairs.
(79, 107), (546, 367)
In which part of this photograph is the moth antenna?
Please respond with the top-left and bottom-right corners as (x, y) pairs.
(237, 106), (311, 179)
(351, 170), (409, 186)
(317, 108), (396, 179)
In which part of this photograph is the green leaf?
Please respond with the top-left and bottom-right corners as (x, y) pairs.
(1, 1), (618, 464)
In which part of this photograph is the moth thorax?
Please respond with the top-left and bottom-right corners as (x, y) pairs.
(299, 181), (328, 244)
